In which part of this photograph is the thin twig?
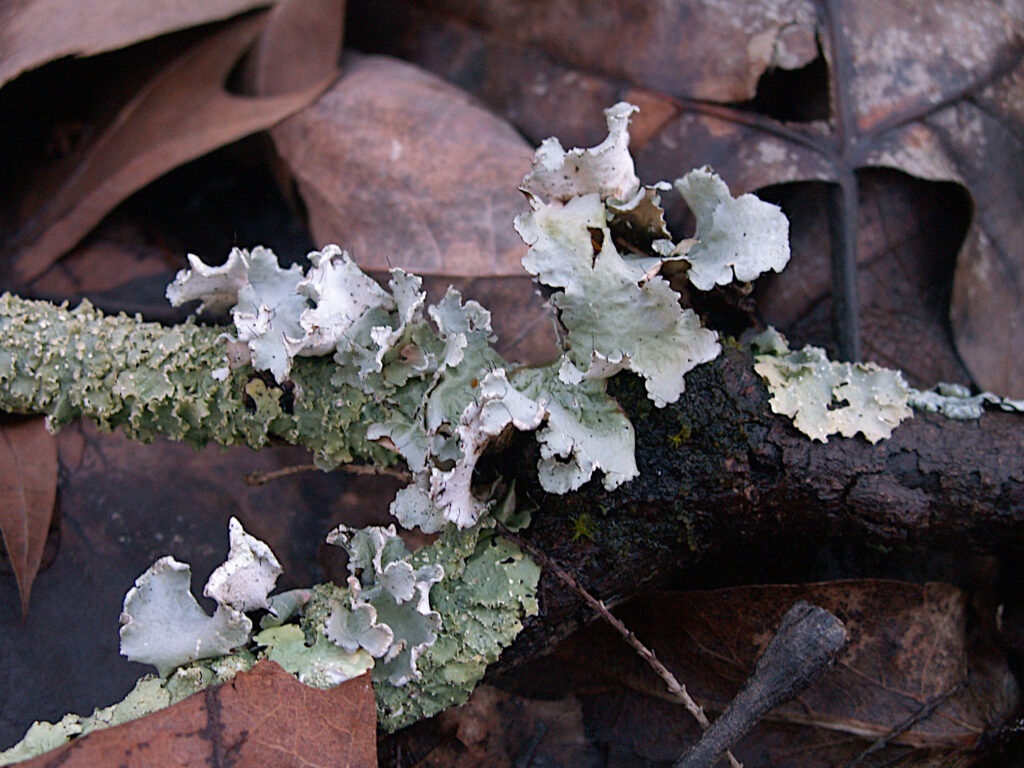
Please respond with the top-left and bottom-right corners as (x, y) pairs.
(495, 521), (742, 768)
(244, 462), (412, 485)
(842, 683), (963, 768)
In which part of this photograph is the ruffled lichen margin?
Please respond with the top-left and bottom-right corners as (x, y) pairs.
(0, 102), (850, 761)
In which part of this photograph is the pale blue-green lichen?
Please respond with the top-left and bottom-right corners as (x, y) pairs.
(325, 524), (445, 686)
(254, 624), (374, 687)
(118, 556), (253, 677)
(276, 516), (539, 731)
(674, 167), (791, 290)
(119, 518), (281, 676)
(204, 516), (283, 612)
(909, 381), (1024, 420)
(366, 521), (540, 731)
(516, 190), (721, 408)
(0, 101), (798, 754)
(751, 328), (913, 443)
(0, 293), (392, 470)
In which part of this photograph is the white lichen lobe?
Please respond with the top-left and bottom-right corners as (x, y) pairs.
(118, 557), (252, 677)
(675, 167), (790, 290)
(204, 517), (283, 612)
(119, 518), (280, 676)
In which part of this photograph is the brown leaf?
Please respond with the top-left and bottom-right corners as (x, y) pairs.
(0, 417), (58, 616)
(388, 0), (820, 104)
(27, 232), (175, 299)
(270, 53), (557, 363)
(271, 53), (532, 277)
(5, 11), (335, 284)
(357, 1), (1024, 394)
(15, 661), (377, 768)
(509, 581), (1017, 766)
(0, 421), (366, 748)
(754, 171), (974, 386)
(0, 0), (271, 90)
(241, 0), (346, 97)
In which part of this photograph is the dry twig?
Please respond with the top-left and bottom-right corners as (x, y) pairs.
(244, 462), (411, 485)
(495, 520), (743, 768)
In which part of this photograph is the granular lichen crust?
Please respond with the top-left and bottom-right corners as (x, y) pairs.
(0, 293), (392, 469)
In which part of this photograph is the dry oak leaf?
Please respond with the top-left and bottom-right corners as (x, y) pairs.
(240, 0), (346, 98)
(0, 416), (57, 617)
(5, 11), (337, 284)
(359, 0), (1024, 396)
(15, 661), (377, 768)
(0, 0), (271, 90)
(532, 581), (1017, 767)
(270, 53), (556, 364)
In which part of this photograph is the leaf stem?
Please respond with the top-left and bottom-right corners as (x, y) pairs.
(822, 0), (862, 361)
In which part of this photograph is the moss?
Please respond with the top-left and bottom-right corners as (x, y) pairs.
(571, 512), (597, 542)
(668, 422), (692, 446)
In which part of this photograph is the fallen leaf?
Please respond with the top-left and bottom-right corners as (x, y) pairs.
(0, 420), (361, 750)
(27, 231), (175, 300)
(755, 170), (974, 386)
(5, 11), (336, 284)
(356, 1), (1024, 395)
(269, 53), (557, 363)
(271, 52), (532, 277)
(0, 0), (271, 90)
(14, 661), (377, 768)
(505, 581), (1017, 767)
(240, 0), (346, 97)
(0, 417), (58, 616)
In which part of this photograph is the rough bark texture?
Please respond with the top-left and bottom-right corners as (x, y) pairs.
(495, 343), (1024, 665)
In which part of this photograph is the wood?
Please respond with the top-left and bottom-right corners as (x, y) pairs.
(494, 344), (1024, 664)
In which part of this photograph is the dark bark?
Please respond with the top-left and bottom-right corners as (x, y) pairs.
(495, 344), (1024, 665)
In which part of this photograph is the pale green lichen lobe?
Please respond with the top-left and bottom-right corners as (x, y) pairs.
(675, 167), (790, 290)
(752, 328), (912, 442)
(910, 382), (1024, 420)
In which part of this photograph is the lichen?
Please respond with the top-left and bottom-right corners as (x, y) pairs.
(204, 517), (283, 612)
(514, 103), (734, 409)
(0, 101), (806, 752)
(674, 167), (790, 290)
(0, 293), (391, 470)
(119, 518), (280, 676)
(910, 381), (1024, 420)
(751, 328), (913, 443)
(324, 524), (444, 686)
(369, 522), (541, 730)
(516, 191), (721, 407)
(254, 624), (374, 687)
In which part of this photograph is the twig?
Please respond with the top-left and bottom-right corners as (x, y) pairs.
(494, 521), (743, 768)
(841, 683), (963, 768)
(244, 462), (411, 485)
(675, 602), (847, 768)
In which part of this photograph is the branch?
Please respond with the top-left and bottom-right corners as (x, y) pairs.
(494, 343), (1024, 664)
(0, 293), (394, 469)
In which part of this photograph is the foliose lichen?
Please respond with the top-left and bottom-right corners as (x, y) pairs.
(0, 101), (801, 754)
(909, 381), (1024, 420)
(751, 328), (913, 442)
(119, 517), (280, 676)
